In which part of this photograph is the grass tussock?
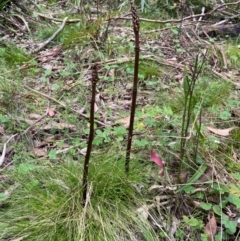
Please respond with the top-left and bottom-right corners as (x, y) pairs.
(0, 153), (157, 241)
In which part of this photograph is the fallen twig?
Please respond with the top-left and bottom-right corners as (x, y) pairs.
(113, 0), (240, 24)
(0, 134), (18, 167)
(24, 85), (108, 126)
(83, 55), (153, 67)
(36, 1), (240, 25)
(30, 17), (68, 54)
(22, 103), (50, 135)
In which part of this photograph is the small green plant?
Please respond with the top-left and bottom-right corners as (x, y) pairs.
(93, 127), (111, 146)
(0, 0), (11, 10)
(183, 216), (204, 229)
(0, 44), (32, 66)
(225, 44), (240, 68)
(178, 54), (206, 181)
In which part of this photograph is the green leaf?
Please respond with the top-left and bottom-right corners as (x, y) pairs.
(213, 204), (222, 216)
(93, 137), (103, 146)
(233, 172), (240, 181)
(211, 183), (228, 194)
(0, 193), (4, 200)
(183, 185), (195, 194)
(183, 76), (190, 96)
(18, 163), (37, 174)
(0, 115), (9, 123)
(200, 202), (212, 210)
(228, 194), (240, 208)
(172, 28), (178, 35)
(44, 69), (52, 76)
(72, 138), (80, 146)
(200, 233), (209, 241)
(49, 149), (57, 159)
(183, 216), (189, 222)
(52, 83), (60, 90)
(222, 215), (237, 234)
(134, 139), (149, 147)
(215, 232), (229, 241)
(219, 110), (231, 120)
(183, 216), (201, 227)
(188, 218), (200, 227)
(220, 197), (229, 208)
(196, 155), (204, 164)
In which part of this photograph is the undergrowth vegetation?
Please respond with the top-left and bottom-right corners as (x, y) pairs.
(1, 153), (158, 241)
(0, 0), (239, 241)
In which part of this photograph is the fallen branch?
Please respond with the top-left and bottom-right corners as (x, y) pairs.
(30, 17), (68, 54)
(112, 0), (240, 24)
(35, 1), (240, 28)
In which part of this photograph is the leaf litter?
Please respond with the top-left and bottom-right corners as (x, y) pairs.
(0, 1), (240, 241)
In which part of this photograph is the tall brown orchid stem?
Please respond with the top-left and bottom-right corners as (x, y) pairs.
(82, 64), (98, 206)
(125, 1), (140, 173)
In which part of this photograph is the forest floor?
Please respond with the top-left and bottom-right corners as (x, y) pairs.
(0, 1), (240, 241)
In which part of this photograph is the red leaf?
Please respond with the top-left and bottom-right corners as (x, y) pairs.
(150, 151), (164, 176)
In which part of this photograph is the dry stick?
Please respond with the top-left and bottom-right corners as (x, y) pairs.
(84, 55), (152, 67)
(113, 0), (240, 24)
(24, 85), (107, 127)
(82, 64), (99, 206)
(36, 0), (240, 25)
(125, 1), (140, 173)
(0, 134), (18, 167)
(22, 103), (50, 135)
(30, 17), (68, 54)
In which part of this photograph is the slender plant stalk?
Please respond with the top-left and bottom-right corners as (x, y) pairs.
(193, 107), (202, 162)
(125, 1), (140, 173)
(178, 54), (206, 181)
(82, 64), (98, 206)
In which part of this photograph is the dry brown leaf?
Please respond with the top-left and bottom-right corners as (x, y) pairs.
(136, 204), (149, 220)
(232, 149), (239, 162)
(119, 116), (130, 128)
(198, 167), (213, 183)
(33, 148), (47, 157)
(206, 126), (237, 136)
(0, 125), (5, 135)
(204, 213), (217, 241)
(42, 63), (53, 70)
(29, 113), (42, 120)
(94, 103), (99, 112)
(179, 170), (189, 183)
(38, 46), (62, 63)
(44, 134), (60, 143)
(192, 200), (201, 209)
(48, 108), (55, 117)
(231, 108), (240, 118)
(108, 68), (115, 79)
(34, 140), (48, 148)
